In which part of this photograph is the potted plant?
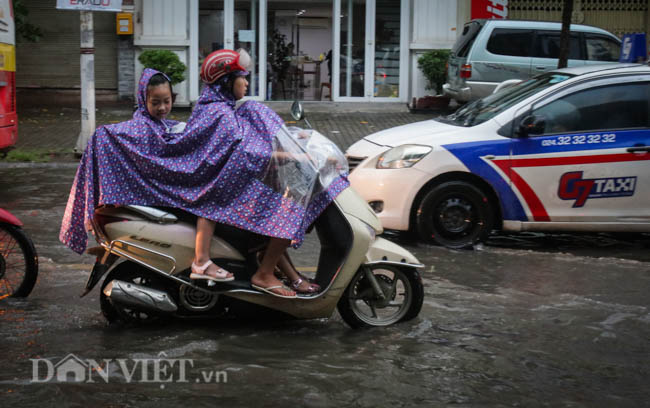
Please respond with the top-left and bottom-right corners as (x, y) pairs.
(138, 49), (187, 86)
(412, 49), (451, 111)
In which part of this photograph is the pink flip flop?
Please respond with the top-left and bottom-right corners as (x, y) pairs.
(251, 284), (297, 299)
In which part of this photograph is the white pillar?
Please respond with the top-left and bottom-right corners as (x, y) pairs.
(189, 0), (199, 103)
(75, 11), (96, 154)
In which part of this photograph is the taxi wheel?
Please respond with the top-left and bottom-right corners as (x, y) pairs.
(416, 181), (493, 249)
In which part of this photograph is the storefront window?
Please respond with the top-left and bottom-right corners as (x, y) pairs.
(267, 1), (333, 101)
(374, 0), (400, 98)
(340, 0), (366, 97)
(235, 0), (260, 97)
(199, 1), (225, 58)
(199, 0), (260, 97)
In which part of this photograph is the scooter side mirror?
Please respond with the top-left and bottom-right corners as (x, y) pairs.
(290, 100), (312, 129)
(290, 100), (304, 121)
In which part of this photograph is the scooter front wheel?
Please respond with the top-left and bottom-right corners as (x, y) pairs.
(337, 264), (423, 328)
(0, 223), (38, 298)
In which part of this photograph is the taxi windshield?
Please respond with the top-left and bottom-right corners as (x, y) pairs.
(440, 73), (574, 127)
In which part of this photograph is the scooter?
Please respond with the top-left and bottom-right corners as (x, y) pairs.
(0, 207), (39, 299)
(83, 103), (424, 328)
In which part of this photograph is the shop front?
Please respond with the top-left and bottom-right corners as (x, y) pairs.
(136, 0), (410, 105)
(197, 0), (409, 102)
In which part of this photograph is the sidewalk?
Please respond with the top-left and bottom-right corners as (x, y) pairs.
(9, 101), (452, 161)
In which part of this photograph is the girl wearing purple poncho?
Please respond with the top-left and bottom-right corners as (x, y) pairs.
(60, 49), (348, 299)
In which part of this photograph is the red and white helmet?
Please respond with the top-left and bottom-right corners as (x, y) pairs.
(200, 48), (251, 84)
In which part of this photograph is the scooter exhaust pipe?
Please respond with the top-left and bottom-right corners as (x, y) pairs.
(103, 279), (178, 314)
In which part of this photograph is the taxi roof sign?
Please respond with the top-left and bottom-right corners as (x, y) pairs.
(619, 33), (647, 63)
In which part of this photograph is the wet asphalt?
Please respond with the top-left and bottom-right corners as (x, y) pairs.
(0, 164), (649, 407)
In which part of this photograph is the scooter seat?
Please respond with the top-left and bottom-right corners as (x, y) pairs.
(124, 205), (178, 224)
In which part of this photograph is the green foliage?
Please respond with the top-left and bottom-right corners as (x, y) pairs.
(14, 0), (42, 42)
(2, 149), (49, 162)
(138, 50), (187, 85)
(417, 49), (451, 94)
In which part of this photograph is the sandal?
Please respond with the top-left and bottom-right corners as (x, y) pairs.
(190, 260), (234, 282)
(251, 283), (297, 299)
(291, 278), (321, 294)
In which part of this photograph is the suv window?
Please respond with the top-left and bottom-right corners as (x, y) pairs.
(487, 29), (534, 57)
(585, 35), (620, 61)
(532, 82), (650, 134)
(453, 21), (483, 58)
(533, 31), (582, 59)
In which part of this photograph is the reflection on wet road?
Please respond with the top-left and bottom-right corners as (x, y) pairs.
(1, 166), (649, 406)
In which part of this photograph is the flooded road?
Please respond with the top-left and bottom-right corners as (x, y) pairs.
(1, 165), (649, 407)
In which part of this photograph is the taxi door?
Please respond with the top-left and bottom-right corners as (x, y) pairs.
(508, 76), (650, 224)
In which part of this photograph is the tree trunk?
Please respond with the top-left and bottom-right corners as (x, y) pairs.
(558, 0), (574, 69)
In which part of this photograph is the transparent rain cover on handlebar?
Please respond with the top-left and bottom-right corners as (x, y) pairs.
(261, 126), (349, 209)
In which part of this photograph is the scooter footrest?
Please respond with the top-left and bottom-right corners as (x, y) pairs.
(190, 279), (253, 291)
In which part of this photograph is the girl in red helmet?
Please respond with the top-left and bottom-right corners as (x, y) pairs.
(190, 49), (320, 297)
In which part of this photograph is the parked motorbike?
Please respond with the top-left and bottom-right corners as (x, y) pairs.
(83, 103), (424, 328)
(0, 208), (39, 299)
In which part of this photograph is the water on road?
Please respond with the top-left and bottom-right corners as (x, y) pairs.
(1, 165), (648, 407)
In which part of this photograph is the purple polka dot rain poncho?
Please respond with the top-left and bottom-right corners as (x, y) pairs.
(59, 68), (349, 254)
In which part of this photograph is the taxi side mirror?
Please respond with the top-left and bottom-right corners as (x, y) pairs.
(517, 115), (546, 138)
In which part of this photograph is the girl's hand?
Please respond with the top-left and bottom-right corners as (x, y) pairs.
(297, 130), (311, 139)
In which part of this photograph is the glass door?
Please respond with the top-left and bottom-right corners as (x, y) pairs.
(333, 0), (405, 101)
(336, 0), (367, 99)
(373, 0), (402, 99)
(234, 0), (261, 98)
(199, 0), (263, 99)
(266, 1), (333, 101)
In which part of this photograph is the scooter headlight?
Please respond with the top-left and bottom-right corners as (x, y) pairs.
(376, 145), (432, 169)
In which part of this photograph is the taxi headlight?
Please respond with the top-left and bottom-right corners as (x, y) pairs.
(376, 145), (432, 169)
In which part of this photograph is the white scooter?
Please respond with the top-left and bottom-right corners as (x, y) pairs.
(83, 103), (424, 328)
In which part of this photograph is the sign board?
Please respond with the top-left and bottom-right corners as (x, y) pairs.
(471, 0), (508, 20)
(619, 33), (647, 63)
(238, 30), (255, 43)
(56, 0), (122, 12)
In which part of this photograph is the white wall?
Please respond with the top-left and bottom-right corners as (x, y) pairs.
(409, 0), (469, 99)
(134, 0), (193, 106)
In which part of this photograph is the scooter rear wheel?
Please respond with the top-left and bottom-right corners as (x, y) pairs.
(337, 264), (423, 328)
(0, 223), (38, 298)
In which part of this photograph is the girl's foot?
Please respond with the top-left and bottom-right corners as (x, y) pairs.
(251, 274), (297, 298)
(190, 260), (234, 282)
(291, 278), (320, 294)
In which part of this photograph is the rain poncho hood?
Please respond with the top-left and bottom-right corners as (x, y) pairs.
(60, 69), (348, 254)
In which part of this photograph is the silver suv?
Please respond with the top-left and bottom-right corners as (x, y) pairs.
(443, 19), (621, 102)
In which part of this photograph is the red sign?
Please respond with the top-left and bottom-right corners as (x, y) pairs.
(471, 0), (508, 20)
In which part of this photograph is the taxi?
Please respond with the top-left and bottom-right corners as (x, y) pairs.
(345, 64), (650, 248)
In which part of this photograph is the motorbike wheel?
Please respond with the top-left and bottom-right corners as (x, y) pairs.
(99, 262), (168, 325)
(0, 223), (38, 299)
(337, 264), (423, 328)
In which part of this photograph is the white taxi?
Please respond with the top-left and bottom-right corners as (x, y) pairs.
(346, 64), (650, 248)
